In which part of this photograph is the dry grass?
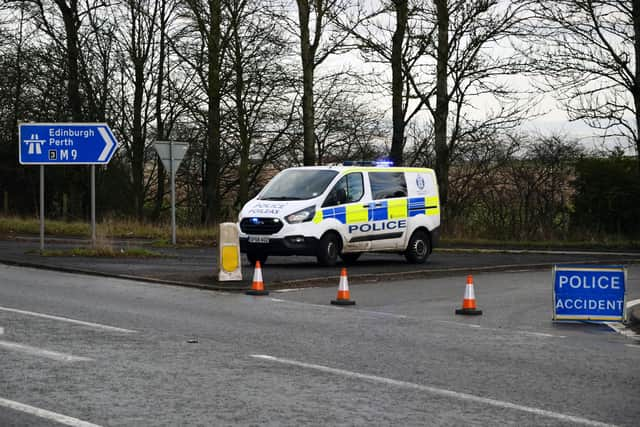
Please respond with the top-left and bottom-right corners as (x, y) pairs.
(0, 216), (217, 245)
(35, 247), (166, 258)
(0, 216), (89, 236)
(440, 237), (640, 250)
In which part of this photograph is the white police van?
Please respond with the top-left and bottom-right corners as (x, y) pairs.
(238, 161), (440, 266)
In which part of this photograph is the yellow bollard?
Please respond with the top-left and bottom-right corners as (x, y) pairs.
(218, 222), (242, 281)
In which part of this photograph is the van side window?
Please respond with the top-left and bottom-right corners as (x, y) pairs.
(323, 173), (364, 207)
(369, 172), (407, 199)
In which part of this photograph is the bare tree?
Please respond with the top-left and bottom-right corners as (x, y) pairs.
(342, 1), (532, 206)
(225, 0), (297, 208)
(289, 0), (351, 165)
(9, 0), (86, 120)
(336, 0), (433, 165)
(478, 135), (580, 239)
(115, 0), (160, 219)
(312, 73), (385, 163)
(408, 0), (532, 207)
(152, 0), (170, 219)
(526, 0), (640, 173)
(181, 0), (227, 224)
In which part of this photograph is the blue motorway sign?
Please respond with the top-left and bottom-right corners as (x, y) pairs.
(19, 123), (118, 165)
(553, 265), (627, 321)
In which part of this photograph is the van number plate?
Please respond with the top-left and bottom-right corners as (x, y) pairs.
(248, 236), (269, 244)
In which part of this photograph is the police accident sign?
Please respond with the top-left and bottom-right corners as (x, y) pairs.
(553, 265), (627, 322)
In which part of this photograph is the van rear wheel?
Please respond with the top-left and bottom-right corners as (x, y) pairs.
(405, 230), (430, 264)
(317, 233), (340, 266)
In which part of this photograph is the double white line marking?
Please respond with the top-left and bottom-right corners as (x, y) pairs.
(0, 306), (135, 362)
(0, 306), (136, 334)
(0, 397), (102, 427)
(0, 341), (92, 362)
(0, 306), (129, 426)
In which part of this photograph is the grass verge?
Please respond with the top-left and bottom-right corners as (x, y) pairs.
(0, 216), (217, 244)
(30, 247), (167, 258)
(440, 238), (640, 251)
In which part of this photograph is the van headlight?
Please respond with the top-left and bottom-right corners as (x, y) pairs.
(285, 206), (316, 224)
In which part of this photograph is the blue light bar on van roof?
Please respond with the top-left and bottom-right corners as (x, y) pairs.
(375, 160), (394, 167)
(342, 160), (395, 167)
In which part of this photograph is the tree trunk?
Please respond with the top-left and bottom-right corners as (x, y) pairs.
(11, 8), (25, 145)
(633, 0), (640, 174)
(55, 0), (83, 121)
(297, 0), (316, 166)
(205, 0), (222, 224)
(390, 0), (407, 166)
(132, 57), (145, 219)
(233, 21), (250, 208)
(55, 0), (85, 220)
(434, 0), (449, 206)
(153, 0), (168, 220)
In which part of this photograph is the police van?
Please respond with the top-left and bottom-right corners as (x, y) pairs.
(238, 161), (440, 266)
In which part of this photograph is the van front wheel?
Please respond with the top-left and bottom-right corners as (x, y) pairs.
(405, 230), (430, 264)
(317, 233), (340, 266)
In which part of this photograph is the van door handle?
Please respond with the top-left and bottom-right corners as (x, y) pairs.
(365, 203), (383, 208)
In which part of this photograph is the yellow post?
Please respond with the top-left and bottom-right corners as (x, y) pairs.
(218, 222), (242, 281)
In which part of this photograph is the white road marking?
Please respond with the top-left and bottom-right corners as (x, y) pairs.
(0, 306), (136, 334)
(251, 354), (616, 427)
(522, 332), (561, 338)
(0, 340), (92, 362)
(627, 299), (640, 307)
(356, 310), (408, 319)
(269, 298), (408, 318)
(605, 322), (640, 341)
(432, 319), (482, 328)
(625, 344), (639, 349)
(269, 298), (338, 310)
(0, 397), (101, 427)
(270, 298), (564, 337)
(431, 319), (565, 338)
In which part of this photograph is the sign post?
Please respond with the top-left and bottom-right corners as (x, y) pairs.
(553, 265), (627, 322)
(19, 123), (119, 249)
(153, 141), (188, 245)
(40, 165), (44, 251)
(91, 165), (96, 246)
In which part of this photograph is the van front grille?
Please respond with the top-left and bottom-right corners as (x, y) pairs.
(240, 217), (284, 235)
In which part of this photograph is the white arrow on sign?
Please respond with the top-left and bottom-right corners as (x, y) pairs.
(97, 127), (115, 162)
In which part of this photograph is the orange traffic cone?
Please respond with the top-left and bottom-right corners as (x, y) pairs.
(331, 268), (355, 306)
(246, 261), (269, 295)
(455, 274), (482, 315)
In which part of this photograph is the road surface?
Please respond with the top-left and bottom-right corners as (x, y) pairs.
(0, 264), (638, 426)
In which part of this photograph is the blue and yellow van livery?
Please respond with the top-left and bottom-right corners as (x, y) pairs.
(238, 163), (440, 266)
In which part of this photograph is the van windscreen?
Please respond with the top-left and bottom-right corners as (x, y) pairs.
(260, 169), (339, 200)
